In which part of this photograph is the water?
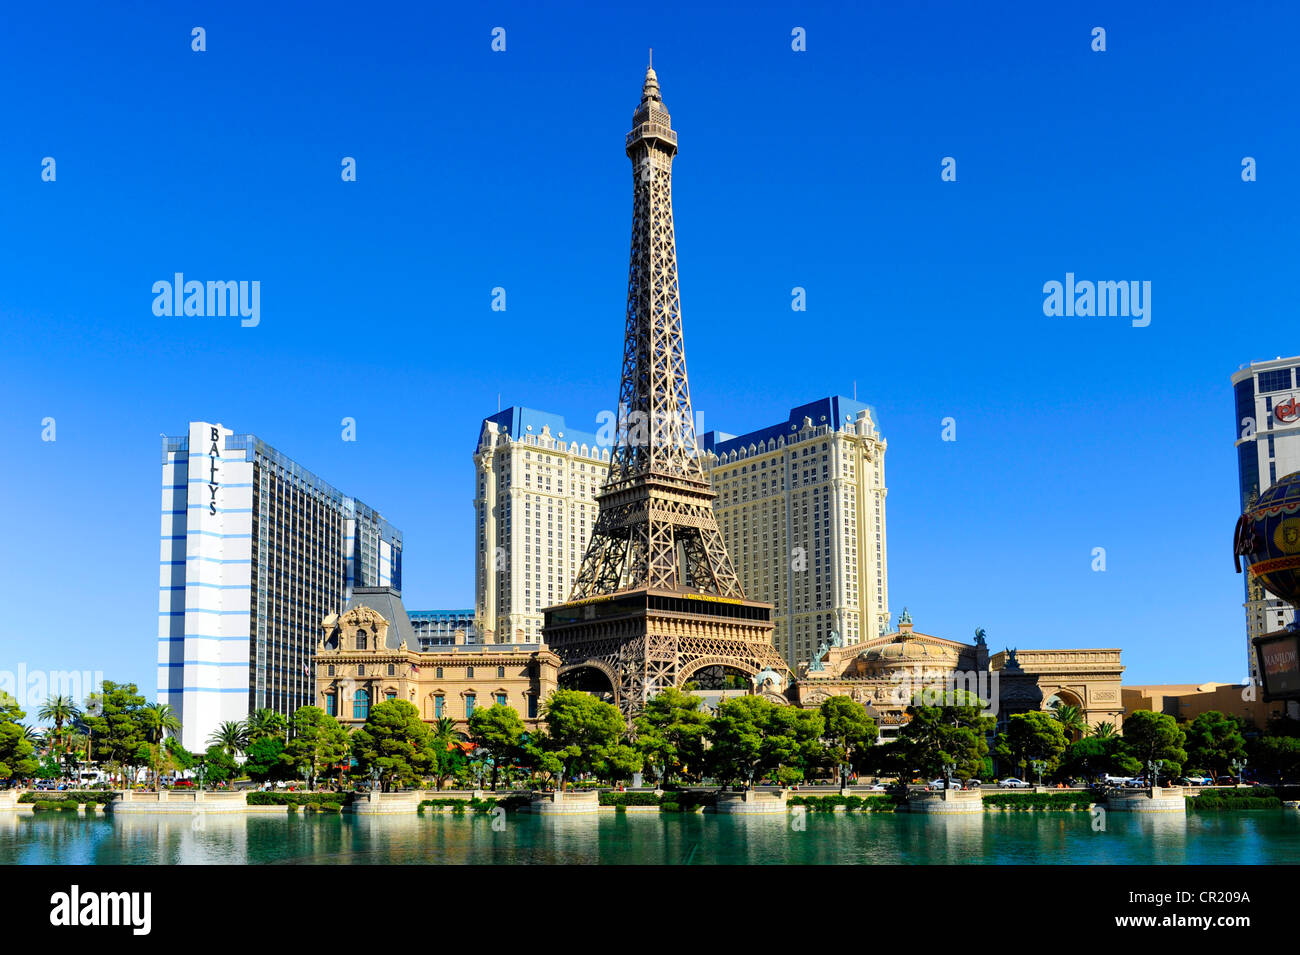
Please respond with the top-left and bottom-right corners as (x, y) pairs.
(4, 809), (1299, 864)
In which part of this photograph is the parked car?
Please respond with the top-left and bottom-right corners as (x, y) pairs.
(928, 779), (961, 789)
(1122, 778), (1149, 788)
(862, 784), (887, 792)
(999, 778), (1030, 789)
(1216, 775), (1237, 786)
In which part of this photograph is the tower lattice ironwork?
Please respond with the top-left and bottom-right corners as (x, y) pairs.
(543, 61), (791, 717)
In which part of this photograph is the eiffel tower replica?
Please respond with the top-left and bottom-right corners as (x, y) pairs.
(542, 58), (791, 718)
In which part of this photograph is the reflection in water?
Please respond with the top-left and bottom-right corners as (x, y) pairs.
(1, 808), (1297, 865)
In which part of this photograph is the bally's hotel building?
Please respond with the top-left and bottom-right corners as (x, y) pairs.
(159, 422), (402, 752)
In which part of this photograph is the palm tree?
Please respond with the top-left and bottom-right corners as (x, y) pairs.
(208, 720), (249, 758)
(140, 703), (181, 744)
(245, 708), (288, 743)
(1050, 701), (1086, 741)
(138, 703), (182, 789)
(1090, 721), (1117, 740)
(38, 695), (78, 752)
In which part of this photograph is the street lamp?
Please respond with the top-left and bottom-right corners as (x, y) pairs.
(942, 760), (957, 791)
(1231, 758), (1247, 786)
(1030, 759), (1046, 788)
(1147, 759), (1160, 791)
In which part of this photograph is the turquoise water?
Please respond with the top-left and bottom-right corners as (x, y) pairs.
(3, 810), (1298, 864)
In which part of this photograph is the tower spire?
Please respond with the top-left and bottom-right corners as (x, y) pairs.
(543, 63), (788, 719)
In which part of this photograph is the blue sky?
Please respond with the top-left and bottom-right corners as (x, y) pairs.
(0, 1), (1295, 704)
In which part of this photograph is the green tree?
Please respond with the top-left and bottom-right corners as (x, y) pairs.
(819, 696), (879, 787)
(633, 688), (710, 786)
(468, 704), (526, 791)
(196, 744), (238, 786)
(1251, 735), (1300, 783)
(83, 682), (149, 787)
(887, 694), (994, 787)
(534, 689), (625, 788)
(1059, 735), (1140, 782)
(286, 706), (349, 789)
(349, 699), (433, 790)
(762, 704), (824, 786)
(1184, 711), (1248, 782)
(591, 742), (644, 785)
(37, 694), (79, 752)
(999, 711), (1068, 780)
(1122, 710), (1188, 782)
(705, 696), (823, 787)
(429, 718), (467, 791)
(245, 708), (289, 744)
(1049, 701), (1087, 741)
(244, 736), (291, 783)
(208, 720), (249, 758)
(1090, 721), (1118, 740)
(139, 702), (182, 745)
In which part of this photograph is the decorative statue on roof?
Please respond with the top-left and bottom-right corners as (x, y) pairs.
(878, 614), (891, 636)
(899, 607), (912, 626)
(974, 627), (987, 646)
(809, 641), (829, 672)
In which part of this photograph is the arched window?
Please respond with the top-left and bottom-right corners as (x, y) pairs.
(356, 629), (369, 651)
(353, 688), (370, 720)
(434, 695), (445, 719)
(497, 666), (505, 679)
(466, 666), (475, 679)
(435, 666), (444, 679)
(388, 663), (396, 676)
(357, 664), (365, 677)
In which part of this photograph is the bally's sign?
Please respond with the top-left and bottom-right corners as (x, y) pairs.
(206, 427), (220, 515)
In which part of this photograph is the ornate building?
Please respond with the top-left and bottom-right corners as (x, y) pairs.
(542, 61), (790, 716)
(317, 587), (558, 733)
(702, 398), (890, 668)
(791, 609), (1125, 742)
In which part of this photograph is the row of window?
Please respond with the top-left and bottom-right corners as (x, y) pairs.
(326, 662), (512, 679)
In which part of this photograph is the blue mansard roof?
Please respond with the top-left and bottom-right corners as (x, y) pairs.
(478, 406), (608, 452)
(699, 396), (880, 458)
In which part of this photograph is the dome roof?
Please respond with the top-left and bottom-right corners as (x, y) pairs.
(860, 639), (958, 664)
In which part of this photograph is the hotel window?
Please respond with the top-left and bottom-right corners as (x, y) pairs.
(497, 665), (506, 678)
(327, 665), (335, 676)
(357, 664), (365, 677)
(356, 629), (368, 650)
(496, 692), (508, 707)
(434, 695), (444, 719)
(386, 691), (396, 701)
(1259, 369), (1293, 393)
(388, 663), (396, 676)
(353, 688), (370, 720)
(465, 694), (476, 718)
(325, 694), (336, 716)
(435, 666), (444, 679)
(466, 666), (475, 678)
(528, 695), (538, 719)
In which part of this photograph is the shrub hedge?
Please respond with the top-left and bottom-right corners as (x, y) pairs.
(983, 792), (1092, 810)
(246, 791), (349, 807)
(19, 791), (114, 805)
(1189, 787), (1282, 811)
(786, 794), (896, 812)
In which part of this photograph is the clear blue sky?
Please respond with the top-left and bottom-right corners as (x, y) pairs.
(1, 1), (1294, 704)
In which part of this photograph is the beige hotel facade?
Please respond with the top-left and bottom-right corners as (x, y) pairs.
(473, 398), (888, 668)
